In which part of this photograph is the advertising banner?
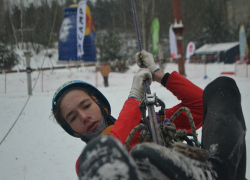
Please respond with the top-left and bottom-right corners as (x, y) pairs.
(239, 25), (247, 60)
(77, 0), (88, 58)
(169, 24), (177, 59)
(186, 42), (195, 59)
(152, 18), (160, 54)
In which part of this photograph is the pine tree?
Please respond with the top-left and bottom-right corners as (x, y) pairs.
(96, 30), (125, 62)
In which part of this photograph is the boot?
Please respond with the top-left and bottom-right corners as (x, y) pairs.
(78, 135), (142, 180)
(131, 143), (217, 180)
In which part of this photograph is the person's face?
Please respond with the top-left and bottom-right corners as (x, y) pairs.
(60, 90), (103, 134)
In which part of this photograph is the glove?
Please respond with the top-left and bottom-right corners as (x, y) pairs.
(135, 50), (160, 75)
(128, 68), (152, 101)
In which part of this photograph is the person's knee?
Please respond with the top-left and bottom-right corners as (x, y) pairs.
(130, 143), (168, 162)
(130, 143), (150, 159)
(204, 76), (238, 94)
(203, 76), (241, 106)
(213, 76), (235, 84)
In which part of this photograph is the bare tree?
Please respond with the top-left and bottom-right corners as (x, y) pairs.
(20, 0), (24, 49)
(139, 0), (145, 49)
(7, 1), (20, 49)
(137, 0), (155, 52)
(0, 0), (4, 29)
(148, 0), (155, 52)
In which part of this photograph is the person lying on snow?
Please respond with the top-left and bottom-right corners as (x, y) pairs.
(52, 50), (246, 180)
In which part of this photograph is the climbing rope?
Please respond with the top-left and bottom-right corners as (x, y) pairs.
(32, 2), (58, 91)
(125, 107), (200, 151)
(169, 107), (200, 147)
(125, 124), (147, 150)
(0, 2), (59, 145)
(130, 0), (163, 145)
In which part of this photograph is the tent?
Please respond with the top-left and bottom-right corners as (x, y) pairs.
(58, 5), (96, 62)
(191, 42), (239, 64)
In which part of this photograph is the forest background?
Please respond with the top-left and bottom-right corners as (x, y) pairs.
(0, 0), (250, 69)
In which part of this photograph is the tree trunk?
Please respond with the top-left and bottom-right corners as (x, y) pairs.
(148, 0), (155, 52)
(20, 0), (24, 49)
(140, 0), (146, 50)
(122, 0), (127, 31)
(7, 1), (19, 49)
(139, 0), (156, 52)
(0, 0), (4, 28)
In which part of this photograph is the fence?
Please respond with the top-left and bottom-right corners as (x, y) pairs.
(2, 57), (248, 94)
(0, 60), (137, 94)
(0, 66), (98, 94)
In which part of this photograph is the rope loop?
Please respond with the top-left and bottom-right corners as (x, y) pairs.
(124, 124), (148, 150)
(161, 122), (176, 147)
(176, 129), (187, 137)
(140, 128), (152, 143)
(125, 107), (200, 151)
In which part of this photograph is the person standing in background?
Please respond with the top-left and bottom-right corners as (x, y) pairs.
(99, 63), (111, 87)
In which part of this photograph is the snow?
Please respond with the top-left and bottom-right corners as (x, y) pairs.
(0, 49), (249, 179)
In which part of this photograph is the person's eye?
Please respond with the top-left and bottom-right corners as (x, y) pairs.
(71, 116), (76, 122)
(84, 104), (91, 109)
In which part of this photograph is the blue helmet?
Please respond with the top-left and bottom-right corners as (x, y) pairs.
(52, 80), (111, 114)
(52, 80), (114, 141)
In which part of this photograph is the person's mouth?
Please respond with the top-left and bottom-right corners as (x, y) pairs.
(87, 121), (99, 132)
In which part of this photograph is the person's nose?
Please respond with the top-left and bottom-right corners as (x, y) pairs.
(79, 111), (90, 124)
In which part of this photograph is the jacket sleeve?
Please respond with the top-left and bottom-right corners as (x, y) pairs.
(76, 155), (80, 176)
(163, 71), (203, 133)
(110, 98), (142, 150)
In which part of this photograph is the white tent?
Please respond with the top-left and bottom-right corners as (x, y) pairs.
(192, 42), (239, 63)
(195, 42), (239, 54)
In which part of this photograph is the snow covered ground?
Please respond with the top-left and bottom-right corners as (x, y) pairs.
(0, 49), (249, 179)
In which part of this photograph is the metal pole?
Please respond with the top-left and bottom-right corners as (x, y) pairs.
(95, 63), (98, 88)
(5, 72), (6, 94)
(96, 68), (98, 88)
(204, 60), (207, 79)
(246, 60), (248, 78)
(42, 69), (43, 92)
(130, 0), (163, 145)
(24, 52), (32, 95)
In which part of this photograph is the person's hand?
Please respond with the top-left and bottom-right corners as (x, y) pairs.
(128, 68), (152, 101)
(135, 50), (160, 75)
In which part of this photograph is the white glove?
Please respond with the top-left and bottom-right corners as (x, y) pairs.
(128, 68), (152, 101)
(135, 50), (160, 75)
